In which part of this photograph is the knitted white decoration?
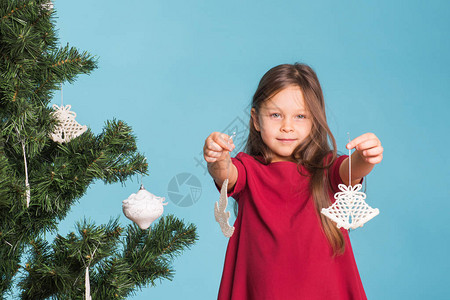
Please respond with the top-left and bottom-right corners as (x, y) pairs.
(321, 183), (379, 230)
(214, 178), (235, 238)
(122, 185), (168, 230)
(49, 104), (87, 143)
(321, 135), (380, 230)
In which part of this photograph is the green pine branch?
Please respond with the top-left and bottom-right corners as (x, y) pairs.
(18, 215), (198, 300)
(1, 1), (199, 297)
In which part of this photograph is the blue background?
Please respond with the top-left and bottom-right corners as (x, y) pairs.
(14, 0), (450, 299)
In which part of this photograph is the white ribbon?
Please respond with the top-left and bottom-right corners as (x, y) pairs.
(85, 266), (91, 300)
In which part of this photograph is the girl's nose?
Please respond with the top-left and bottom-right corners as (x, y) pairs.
(281, 119), (294, 132)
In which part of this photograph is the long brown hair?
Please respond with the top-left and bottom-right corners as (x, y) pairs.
(241, 63), (345, 256)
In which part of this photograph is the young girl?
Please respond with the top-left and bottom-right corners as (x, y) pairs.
(203, 63), (383, 300)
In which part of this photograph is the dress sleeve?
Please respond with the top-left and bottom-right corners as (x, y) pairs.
(329, 154), (348, 194)
(213, 152), (247, 201)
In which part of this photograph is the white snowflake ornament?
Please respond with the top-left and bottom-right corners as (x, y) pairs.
(49, 104), (87, 143)
(122, 185), (168, 230)
(214, 178), (235, 238)
(321, 183), (379, 230)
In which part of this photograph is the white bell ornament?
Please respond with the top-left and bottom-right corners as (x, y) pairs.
(321, 183), (379, 230)
(321, 135), (380, 230)
(49, 104), (87, 143)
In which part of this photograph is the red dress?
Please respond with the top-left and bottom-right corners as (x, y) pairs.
(216, 152), (367, 300)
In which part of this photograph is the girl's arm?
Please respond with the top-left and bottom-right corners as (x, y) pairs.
(339, 132), (384, 186)
(203, 132), (238, 193)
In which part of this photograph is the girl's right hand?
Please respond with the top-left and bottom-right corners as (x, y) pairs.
(203, 132), (236, 163)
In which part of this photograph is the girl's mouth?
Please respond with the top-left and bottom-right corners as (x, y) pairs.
(277, 139), (297, 143)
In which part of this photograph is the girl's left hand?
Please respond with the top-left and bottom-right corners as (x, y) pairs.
(346, 133), (383, 165)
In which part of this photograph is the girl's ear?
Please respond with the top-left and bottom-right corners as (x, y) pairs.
(251, 108), (260, 132)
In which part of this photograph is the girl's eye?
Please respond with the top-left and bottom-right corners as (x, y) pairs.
(296, 114), (306, 119)
(270, 113), (281, 118)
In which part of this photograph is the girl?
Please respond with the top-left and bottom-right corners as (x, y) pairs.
(203, 63), (383, 300)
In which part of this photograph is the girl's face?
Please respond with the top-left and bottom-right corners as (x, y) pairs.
(251, 86), (312, 162)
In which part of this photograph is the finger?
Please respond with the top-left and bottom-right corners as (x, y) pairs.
(205, 150), (221, 159)
(227, 136), (236, 151)
(354, 138), (380, 152)
(362, 146), (383, 157)
(228, 138), (235, 148)
(216, 134), (235, 151)
(207, 140), (225, 152)
(346, 133), (378, 150)
(204, 156), (217, 163)
(365, 154), (383, 164)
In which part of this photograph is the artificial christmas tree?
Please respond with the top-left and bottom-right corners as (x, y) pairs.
(0, 1), (197, 298)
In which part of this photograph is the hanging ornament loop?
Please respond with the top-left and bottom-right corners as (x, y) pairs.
(348, 132), (352, 184)
(21, 141), (30, 208)
(84, 245), (98, 300)
(14, 127), (30, 207)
